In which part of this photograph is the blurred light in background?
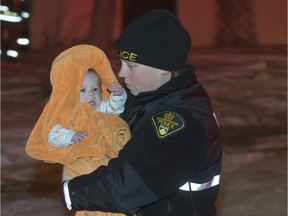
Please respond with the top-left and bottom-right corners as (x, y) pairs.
(0, 13), (22, 22)
(17, 38), (30, 45)
(0, 5), (9, 11)
(21, 11), (30, 18)
(1, 1), (30, 60)
(6, 50), (19, 58)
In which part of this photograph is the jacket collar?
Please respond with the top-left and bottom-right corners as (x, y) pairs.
(126, 64), (198, 105)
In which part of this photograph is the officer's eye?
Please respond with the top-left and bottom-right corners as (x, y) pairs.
(127, 64), (134, 68)
(80, 88), (85, 93)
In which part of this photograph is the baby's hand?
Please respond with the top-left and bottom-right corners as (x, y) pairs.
(72, 131), (88, 144)
(108, 82), (124, 96)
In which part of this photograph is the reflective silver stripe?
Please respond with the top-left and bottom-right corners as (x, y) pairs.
(179, 175), (220, 191)
(63, 180), (72, 210)
(213, 112), (219, 127)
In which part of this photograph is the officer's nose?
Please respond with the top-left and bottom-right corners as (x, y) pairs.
(118, 62), (127, 78)
(118, 66), (125, 78)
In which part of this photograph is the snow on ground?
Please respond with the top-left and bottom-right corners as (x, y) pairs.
(1, 46), (287, 216)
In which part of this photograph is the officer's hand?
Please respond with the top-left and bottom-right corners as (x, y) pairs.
(62, 167), (71, 182)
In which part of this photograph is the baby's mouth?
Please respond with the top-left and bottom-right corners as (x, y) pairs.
(89, 101), (96, 107)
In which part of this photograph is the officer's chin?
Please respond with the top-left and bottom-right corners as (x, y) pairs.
(126, 86), (139, 96)
(129, 90), (140, 96)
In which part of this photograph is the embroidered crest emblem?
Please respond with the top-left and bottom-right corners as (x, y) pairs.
(151, 111), (185, 139)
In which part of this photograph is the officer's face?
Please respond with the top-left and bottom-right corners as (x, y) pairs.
(118, 60), (171, 96)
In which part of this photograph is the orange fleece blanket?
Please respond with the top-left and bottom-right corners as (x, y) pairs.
(25, 44), (130, 216)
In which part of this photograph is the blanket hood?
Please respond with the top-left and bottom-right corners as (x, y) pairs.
(25, 44), (131, 165)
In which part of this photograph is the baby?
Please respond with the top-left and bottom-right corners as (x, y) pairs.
(25, 44), (130, 216)
(48, 69), (127, 147)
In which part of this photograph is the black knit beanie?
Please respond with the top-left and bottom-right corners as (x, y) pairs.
(115, 9), (191, 71)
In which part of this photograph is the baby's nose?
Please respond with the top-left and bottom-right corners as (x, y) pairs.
(88, 90), (94, 96)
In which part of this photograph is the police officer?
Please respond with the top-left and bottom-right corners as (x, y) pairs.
(61, 9), (222, 216)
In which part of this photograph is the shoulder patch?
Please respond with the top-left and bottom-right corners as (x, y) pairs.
(151, 111), (185, 139)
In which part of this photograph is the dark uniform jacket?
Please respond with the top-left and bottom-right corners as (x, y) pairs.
(62, 65), (222, 216)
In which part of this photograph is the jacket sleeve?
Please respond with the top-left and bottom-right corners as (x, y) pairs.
(60, 109), (208, 213)
(61, 159), (158, 214)
(97, 90), (127, 114)
(48, 124), (76, 146)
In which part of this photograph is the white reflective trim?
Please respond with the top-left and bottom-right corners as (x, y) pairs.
(63, 180), (72, 210)
(213, 112), (219, 127)
(179, 175), (220, 191)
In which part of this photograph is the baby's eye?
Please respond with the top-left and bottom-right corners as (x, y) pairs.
(80, 88), (85, 93)
(93, 88), (99, 91)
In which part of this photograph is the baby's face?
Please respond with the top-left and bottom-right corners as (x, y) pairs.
(80, 71), (102, 109)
